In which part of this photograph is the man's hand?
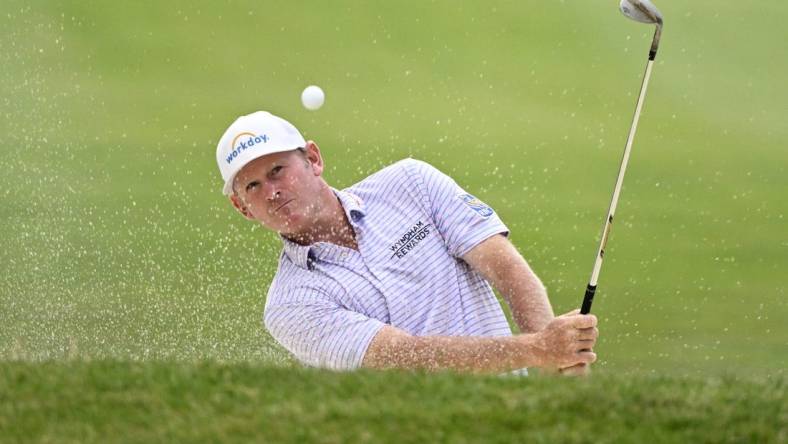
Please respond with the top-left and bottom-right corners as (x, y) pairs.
(531, 309), (598, 369)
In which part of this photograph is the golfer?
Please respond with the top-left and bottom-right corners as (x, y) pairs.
(216, 111), (598, 375)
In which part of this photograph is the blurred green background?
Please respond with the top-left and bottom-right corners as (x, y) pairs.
(1, 0), (786, 376)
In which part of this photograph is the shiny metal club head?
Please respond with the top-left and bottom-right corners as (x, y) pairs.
(619, 0), (664, 59)
(620, 0), (663, 25)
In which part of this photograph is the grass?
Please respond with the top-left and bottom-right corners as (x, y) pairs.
(1, 0), (785, 374)
(0, 0), (787, 441)
(2, 361), (786, 444)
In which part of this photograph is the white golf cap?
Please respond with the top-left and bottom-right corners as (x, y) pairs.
(216, 111), (306, 195)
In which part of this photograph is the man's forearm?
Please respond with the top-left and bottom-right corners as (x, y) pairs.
(463, 235), (555, 333)
(500, 265), (554, 333)
(363, 328), (541, 373)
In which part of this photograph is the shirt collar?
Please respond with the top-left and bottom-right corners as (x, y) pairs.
(280, 236), (313, 270)
(334, 187), (366, 224)
(280, 188), (366, 270)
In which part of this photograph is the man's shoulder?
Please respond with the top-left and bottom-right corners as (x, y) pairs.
(348, 158), (436, 191)
(266, 253), (331, 305)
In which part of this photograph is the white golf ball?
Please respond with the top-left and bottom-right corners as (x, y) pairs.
(301, 85), (325, 111)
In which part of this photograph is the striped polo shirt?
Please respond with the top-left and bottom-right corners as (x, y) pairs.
(263, 158), (513, 370)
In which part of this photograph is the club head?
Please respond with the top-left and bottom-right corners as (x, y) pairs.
(619, 0), (663, 25)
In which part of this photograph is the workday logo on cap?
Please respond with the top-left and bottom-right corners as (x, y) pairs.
(216, 111), (306, 195)
(225, 132), (269, 165)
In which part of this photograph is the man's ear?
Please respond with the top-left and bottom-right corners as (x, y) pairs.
(304, 140), (324, 176)
(229, 194), (255, 221)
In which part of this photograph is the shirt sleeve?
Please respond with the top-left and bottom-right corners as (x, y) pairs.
(264, 288), (386, 371)
(403, 159), (509, 258)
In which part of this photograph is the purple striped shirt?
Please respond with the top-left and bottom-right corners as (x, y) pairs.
(263, 159), (513, 370)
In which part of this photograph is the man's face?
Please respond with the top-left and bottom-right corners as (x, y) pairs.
(230, 143), (324, 235)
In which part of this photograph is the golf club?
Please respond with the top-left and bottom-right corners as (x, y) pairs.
(580, 0), (664, 315)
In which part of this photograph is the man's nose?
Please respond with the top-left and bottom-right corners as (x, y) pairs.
(264, 185), (281, 202)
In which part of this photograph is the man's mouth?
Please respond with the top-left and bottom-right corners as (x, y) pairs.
(274, 199), (294, 213)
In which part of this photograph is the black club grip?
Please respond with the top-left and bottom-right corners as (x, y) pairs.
(580, 284), (597, 314)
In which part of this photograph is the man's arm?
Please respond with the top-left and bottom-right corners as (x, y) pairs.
(362, 313), (598, 373)
(461, 234), (554, 334)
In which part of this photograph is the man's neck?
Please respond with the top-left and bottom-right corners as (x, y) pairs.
(284, 188), (358, 250)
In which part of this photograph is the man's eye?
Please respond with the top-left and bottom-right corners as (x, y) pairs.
(271, 166), (283, 175)
(246, 181), (260, 192)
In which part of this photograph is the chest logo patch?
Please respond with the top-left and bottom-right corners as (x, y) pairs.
(390, 220), (432, 259)
(458, 193), (494, 218)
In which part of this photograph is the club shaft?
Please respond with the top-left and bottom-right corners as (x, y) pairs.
(580, 59), (655, 315)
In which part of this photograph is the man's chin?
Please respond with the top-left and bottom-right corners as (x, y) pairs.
(276, 222), (307, 240)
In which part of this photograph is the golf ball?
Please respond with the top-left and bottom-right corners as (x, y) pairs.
(301, 85), (325, 111)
